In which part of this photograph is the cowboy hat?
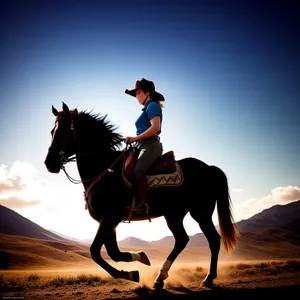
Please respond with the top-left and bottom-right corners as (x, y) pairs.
(125, 78), (165, 101)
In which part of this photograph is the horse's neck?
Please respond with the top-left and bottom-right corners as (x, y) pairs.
(76, 148), (122, 189)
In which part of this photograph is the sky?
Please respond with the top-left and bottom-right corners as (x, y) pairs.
(0, 0), (299, 242)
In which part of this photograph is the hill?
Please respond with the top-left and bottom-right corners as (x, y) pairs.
(237, 200), (300, 235)
(0, 205), (69, 242)
(0, 201), (300, 269)
(118, 200), (300, 260)
(0, 233), (95, 269)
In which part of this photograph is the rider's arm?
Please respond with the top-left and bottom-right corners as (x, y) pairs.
(136, 115), (161, 141)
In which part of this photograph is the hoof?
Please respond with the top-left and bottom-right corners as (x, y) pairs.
(202, 273), (217, 287)
(153, 280), (164, 290)
(202, 273), (216, 287)
(120, 270), (140, 282)
(138, 251), (151, 266)
(201, 279), (213, 287)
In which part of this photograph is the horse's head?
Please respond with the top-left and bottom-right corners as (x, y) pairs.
(44, 102), (77, 173)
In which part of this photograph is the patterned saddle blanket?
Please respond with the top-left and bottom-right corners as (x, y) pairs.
(122, 150), (184, 189)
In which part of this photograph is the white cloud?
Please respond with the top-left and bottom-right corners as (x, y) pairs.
(8, 161), (39, 183)
(271, 186), (300, 203)
(0, 176), (23, 192)
(0, 162), (51, 207)
(241, 186), (300, 219)
(0, 161), (96, 240)
(0, 196), (41, 209)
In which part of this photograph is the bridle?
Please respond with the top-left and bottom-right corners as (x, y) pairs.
(48, 111), (128, 198)
(48, 114), (77, 178)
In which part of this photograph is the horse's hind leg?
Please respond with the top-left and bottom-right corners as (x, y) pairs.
(153, 211), (189, 290)
(190, 210), (221, 287)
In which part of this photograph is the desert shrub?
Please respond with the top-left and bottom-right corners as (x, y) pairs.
(244, 269), (256, 275)
(0, 278), (9, 289)
(77, 274), (90, 283)
(2, 278), (25, 291)
(195, 266), (204, 273)
(269, 261), (282, 266)
(228, 259), (300, 277)
(254, 262), (268, 269)
(66, 277), (80, 285)
(46, 274), (102, 287)
(77, 274), (101, 283)
(235, 263), (251, 270)
(48, 276), (66, 287)
(268, 266), (282, 275)
(285, 259), (300, 271)
(27, 274), (40, 282)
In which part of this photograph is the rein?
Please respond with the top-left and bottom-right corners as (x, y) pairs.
(60, 151), (102, 184)
(61, 149), (127, 182)
(61, 147), (128, 199)
(83, 148), (127, 199)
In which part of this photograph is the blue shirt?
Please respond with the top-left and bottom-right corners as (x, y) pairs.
(135, 101), (163, 136)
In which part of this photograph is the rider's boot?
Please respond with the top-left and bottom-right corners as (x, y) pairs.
(132, 175), (150, 214)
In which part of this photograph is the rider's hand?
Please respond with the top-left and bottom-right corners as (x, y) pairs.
(124, 136), (136, 144)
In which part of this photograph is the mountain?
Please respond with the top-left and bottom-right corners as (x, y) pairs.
(118, 236), (152, 248)
(148, 234), (208, 249)
(49, 230), (89, 244)
(118, 201), (300, 260)
(0, 233), (94, 269)
(236, 200), (300, 247)
(1, 200), (300, 270)
(237, 200), (300, 234)
(231, 200), (300, 259)
(0, 205), (69, 242)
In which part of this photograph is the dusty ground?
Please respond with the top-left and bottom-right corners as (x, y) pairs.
(1, 260), (300, 299)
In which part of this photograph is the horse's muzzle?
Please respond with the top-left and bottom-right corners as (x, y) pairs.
(44, 150), (61, 173)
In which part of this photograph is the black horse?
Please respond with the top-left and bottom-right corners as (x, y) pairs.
(44, 102), (239, 289)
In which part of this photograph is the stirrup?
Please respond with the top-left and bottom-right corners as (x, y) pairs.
(131, 202), (149, 214)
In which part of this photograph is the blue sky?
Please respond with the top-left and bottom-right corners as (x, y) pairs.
(0, 0), (299, 241)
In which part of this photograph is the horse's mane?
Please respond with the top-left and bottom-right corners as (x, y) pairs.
(79, 109), (124, 151)
(55, 108), (124, 151)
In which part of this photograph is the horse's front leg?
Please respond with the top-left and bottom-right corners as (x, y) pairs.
(90, 217), (150, 282)
(105, 226), (151, 266)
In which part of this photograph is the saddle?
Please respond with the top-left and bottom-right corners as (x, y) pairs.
(123, 149), (176, 183)
(122, 148), (184, 223)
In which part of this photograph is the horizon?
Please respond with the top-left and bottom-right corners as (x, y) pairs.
(1, 199), (299, 243)
(0, 0), (299, 241)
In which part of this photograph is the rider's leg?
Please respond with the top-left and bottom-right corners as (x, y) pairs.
(132, 140), (162, 213)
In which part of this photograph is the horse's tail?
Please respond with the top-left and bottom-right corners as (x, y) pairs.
(210, 165), (240, 252)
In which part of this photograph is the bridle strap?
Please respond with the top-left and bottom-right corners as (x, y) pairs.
(48, 115), (73, 158)
(83, 148), (127, 200)
(60, 148), (127, 187)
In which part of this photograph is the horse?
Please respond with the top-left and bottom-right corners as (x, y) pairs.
(44, 102), (239, 289)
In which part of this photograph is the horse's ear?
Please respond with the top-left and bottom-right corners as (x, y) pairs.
(74, 108), (78, 113)
(62, 102), (70, 115)
(52, 105), (58, 116)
